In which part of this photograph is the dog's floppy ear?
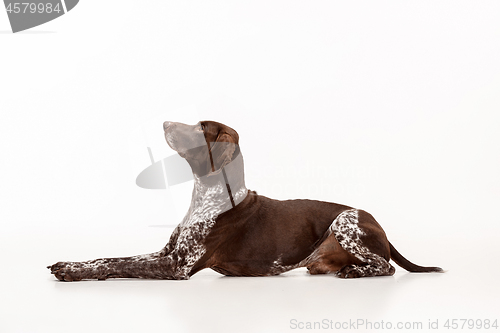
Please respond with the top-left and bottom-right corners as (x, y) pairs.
(208, 133), (238, 175)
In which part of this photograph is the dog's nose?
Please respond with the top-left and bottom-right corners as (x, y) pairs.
(163, 121), (172, 131)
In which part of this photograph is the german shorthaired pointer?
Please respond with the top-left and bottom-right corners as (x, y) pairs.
(48, 120), (442, 281)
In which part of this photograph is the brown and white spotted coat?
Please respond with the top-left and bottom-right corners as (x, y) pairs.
(48, 121), (442, 281)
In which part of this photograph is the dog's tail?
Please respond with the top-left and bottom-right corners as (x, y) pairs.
(389, 242), (443, 273)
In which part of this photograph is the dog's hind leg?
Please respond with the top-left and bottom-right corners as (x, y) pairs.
(303, 230), (363, 275)
(335, 256), (395, 279)
(332, 209), (395, 278)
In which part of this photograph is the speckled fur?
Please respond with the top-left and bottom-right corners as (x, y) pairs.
(267, 256), (302, 276)
(332, 209), (395, 278)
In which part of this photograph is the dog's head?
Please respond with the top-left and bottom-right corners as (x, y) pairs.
(163, 120), (239, 177)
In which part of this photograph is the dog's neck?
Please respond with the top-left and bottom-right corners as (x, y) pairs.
(187, 152), (248, 221)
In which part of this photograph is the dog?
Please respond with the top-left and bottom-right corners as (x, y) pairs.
(48, 120), (442, 281)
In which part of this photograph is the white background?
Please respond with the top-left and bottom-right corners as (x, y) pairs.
(1, 1), (499, 332)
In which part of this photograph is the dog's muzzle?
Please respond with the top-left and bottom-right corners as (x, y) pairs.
(163, 121), (172, 131)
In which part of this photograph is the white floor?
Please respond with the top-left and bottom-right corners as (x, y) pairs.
(1, 224), (498, 333)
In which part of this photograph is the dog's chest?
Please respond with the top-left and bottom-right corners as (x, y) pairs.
(180, 182), (227, 231)
(173, 183), (226, 268)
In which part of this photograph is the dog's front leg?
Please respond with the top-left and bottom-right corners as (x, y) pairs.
(162, 224), (181, 256)
(47, 251), (188, 281)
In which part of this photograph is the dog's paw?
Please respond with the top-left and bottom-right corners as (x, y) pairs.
(336, 265), (361, 279)
(47, 262), (82, 282)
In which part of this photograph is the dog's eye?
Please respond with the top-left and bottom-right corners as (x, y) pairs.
(200, 124), (205, 131)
